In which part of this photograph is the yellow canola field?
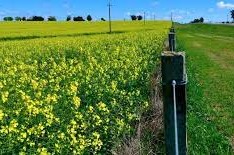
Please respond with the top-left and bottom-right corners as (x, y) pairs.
(0, 21), (171, 154)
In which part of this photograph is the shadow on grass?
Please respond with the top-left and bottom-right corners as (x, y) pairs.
(0, 28), (157, 42)
(0, 31), (126, 42)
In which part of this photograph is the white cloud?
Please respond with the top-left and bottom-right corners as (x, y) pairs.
(126, 12), (131, 16)
(165, 9), (191, 21)
(174, 15), (183, 20)
(217, 1), (234, 9)
(170, 10), (190, 16)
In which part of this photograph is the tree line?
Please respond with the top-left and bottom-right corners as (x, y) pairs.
(2, 15), (102, 21)
(3, 14), (145, 22)
(190, 10), (234, 24)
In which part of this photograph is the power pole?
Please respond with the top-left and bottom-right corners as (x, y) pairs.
(108, 1), (112, 33)
(171, 12), (174, 28)
(144, 12), (146, 25)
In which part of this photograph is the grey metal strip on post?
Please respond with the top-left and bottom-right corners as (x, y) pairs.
(172, 80), (179, 155)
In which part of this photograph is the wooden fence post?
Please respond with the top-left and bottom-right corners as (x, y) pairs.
(161, 51), (187, 155)
(169, 32), (176, 52)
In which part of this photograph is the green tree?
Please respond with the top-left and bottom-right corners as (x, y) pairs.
(137, 15), (143, 21)
(231, 10), (234, 22)
(15, 17), (22, 21)
(66, 15), (71, 21)
(87, 15), (92, 21)
(200, 17), (204, 23)
(48, 16), (57, 21)
(3, 17), (13, 21)
(22, 17), (26, 21)
(101, 18), (106, 21)
(130, 15), (137, 21)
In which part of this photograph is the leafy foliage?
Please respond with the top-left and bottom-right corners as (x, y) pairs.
(73, 16), (85, 21)
(231, 10), (234, 22)
(190, 17), (204, 23)
(66, 15), (72, 21)
(137, 15), (143, 21)
(87, 15), (92, 21)
(130, 15), (137, 21)
(22, 17), (26, 21)
(15, 17), (22, 21)
(27, 16), (44, 21)
(3, 17), (13, 21)
(48, 16), (57, 21)
(101, 18), (106, 21)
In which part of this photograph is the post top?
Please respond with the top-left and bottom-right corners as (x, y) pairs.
(161, 51), (185, 57)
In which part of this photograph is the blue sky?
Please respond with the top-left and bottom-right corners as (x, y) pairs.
(0, 0), (234, 22)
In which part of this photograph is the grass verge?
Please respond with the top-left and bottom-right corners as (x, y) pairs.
(177, 24), (234, 154)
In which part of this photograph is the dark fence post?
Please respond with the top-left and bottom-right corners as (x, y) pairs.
(169, 32), (176, 52)
(161, 51), (187, 155)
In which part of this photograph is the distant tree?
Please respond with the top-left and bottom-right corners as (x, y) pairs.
(3, 17), (13, 21)
(190, 17), (204, 23)
(15, 17), (22, 21)
(66, 15), (71, 21)
(200, 17), (204, 23)
(231, 10), (234, 22)
(130, 15), (137, 21)
(26, 17), (32, 21)
(137, 15), (143, 20)
(101, 18), (106, 21)
(29, 16), (44, 21)
(73, 16), (85, 21)
(87, 15), (92, 21)
(48, 16), (57, 21)
(22, 17), (26, 21)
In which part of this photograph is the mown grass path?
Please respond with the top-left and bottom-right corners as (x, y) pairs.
(177, 24), (234, 154)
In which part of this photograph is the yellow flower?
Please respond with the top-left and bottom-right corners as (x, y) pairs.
(31, 80), (38, 90)
(88, 106), (94, 113)
(0, 110), (4, 121)
(111, 81), (117, 91)
(58, 132), (65, 139)
(97, 102), (109, 113)
(0, 82), (3, 89)
(70, 82), (78, 94)
(73, 96), (81, 108)
(2, 91), (9, 103)
(45, 94), (57, 103)
(35, 91), (42, 98)
(38, 147), (50, 155)
(21, 132), (27, 139)
(70, 119), (76, 125)
(19, 151), (26, 155)
(9, 119), (18, 132)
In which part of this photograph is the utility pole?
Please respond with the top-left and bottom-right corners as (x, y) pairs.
(144, 12), (146, 25)
(171, 12), (174, 28)
(108, 0), (112, 33)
